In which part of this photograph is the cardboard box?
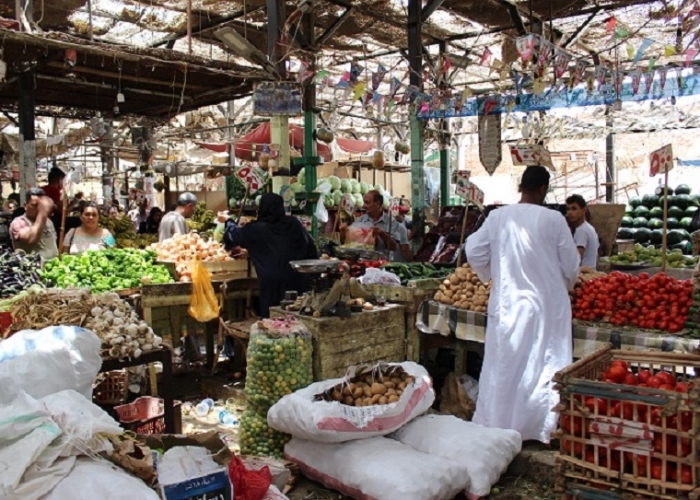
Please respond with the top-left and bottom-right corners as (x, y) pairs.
(316, 162), (338, 178)
(334, 166), (354, 179)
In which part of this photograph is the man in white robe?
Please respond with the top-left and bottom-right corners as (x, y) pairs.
(465, 165), (580, 443)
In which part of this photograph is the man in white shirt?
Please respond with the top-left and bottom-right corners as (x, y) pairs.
(566, 194), (599, 270)
(159, 192), (197, 242)
(127, 200), (149, 231)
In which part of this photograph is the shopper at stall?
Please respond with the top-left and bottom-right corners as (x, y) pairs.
(41, 167), (65, 208)
(128, 200), (150, 231)
(10, 188), (59, 260)
(464, 165), (580, 444)
(159, 192), (197, 242)
(139, 207), (163, 234)
(62, 202), (116, 255)
(108, 206), (120, 219)
(222, 193), (317, 317)
(566, 194), (599, 270)
(339, 190), (406, 261)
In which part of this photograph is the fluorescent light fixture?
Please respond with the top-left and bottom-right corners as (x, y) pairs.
(215, 27), (279, 76)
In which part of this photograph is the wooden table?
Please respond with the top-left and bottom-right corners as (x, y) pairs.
(100, 349), (176, 433)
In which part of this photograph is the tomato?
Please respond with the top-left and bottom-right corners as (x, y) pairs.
(680, 464), (693, 484)
(563, 439), (583, 457)
(606, 365), (628, 383)
(610, 360), (629, 371)
(657, 371), (676, 386)
(654, 433), (677, 455)
(585, 397), (609, 416)
(651, 459), (664, 479)
(647, 377), (663, 389)
(637, 370), (652, 384)
(659, 384), (675, 391)
(561, 415), (583, 435)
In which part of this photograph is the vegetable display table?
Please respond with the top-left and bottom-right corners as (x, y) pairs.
(141, 278), (259, 367)
(99, 348), (176, 433)
(269, 304), (406, 380)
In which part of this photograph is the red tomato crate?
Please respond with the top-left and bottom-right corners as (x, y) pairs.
(553, 344), (700, 500)
(115, 396), (182, 435)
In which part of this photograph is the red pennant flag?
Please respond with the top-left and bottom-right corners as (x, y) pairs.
(606, 17), (617, 34)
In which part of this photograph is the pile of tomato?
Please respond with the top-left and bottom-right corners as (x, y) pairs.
(572, 271), (694, 333)
(561, 360), (695, 484)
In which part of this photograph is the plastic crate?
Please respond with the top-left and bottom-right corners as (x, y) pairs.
(93, 370), (129, 405)
(553, 344), (700, 500)
(0, 312), (12, 339)
(115, 396), (182, 435)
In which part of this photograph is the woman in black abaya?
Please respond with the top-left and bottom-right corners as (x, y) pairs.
(223, 193), (317, 317)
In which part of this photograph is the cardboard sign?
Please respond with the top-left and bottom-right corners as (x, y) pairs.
(465, 181), (485, 209)
(649, 144), (674, 177)
(509, 144), (554, 170)
(160, 469), (232, 500)
(453, 170), (471, 197)
(236, 166), (264, 192)
(340, 194), (356, 216)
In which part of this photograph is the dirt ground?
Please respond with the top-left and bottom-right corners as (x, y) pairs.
(169, 363), (558, 500)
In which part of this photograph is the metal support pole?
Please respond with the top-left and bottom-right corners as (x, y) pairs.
(438, 43), (450, 208)
(408, 0), (425, 242)
(605, 108), (615, 203)
(267, 0), (290, 181)
(100, 123), (113, 203)
(18, 70), (36, 199)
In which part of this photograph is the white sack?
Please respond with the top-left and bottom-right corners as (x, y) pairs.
(285, 437), (469, 500)
(41, 458), (160, 500)
(268, 362), (434, 443)
(390, 414), (522, 499)
(263, 485), (290, 500)
(0, 326), (102, 400)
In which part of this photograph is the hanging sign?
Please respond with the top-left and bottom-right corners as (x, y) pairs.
(515, 34), (536, 61)
(340, 194), (356, 216)
(509, 145), (554, 170)
(236, 166), (263, 192)
(453, 170), (471, 197)
(478, 114), (502, 175)
(649, 144), (674, 177)
(465, 181), (485, 209)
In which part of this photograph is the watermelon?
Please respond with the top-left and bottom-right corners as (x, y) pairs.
(634, 206), (650, 217)
(647, 218), (664, 229)
(692, 194), (700, 207)
(667, 229), (686, 245)
(668, 206), (684, 219)
(633, 217), (649, 228)
(666, 217), (679, 229)
(672, 240), (693, 255)
(659, 195), (678, 207)
(680, 217), (693, 229)
(685, 206), (699, 217)
(677, 228), (691, 240)
(642, 194), (659, 208)
(617, 227), (636, 240)
(675, 184), (692, 195)
(649, 206), (664, 218)
(620, 216), (634, 228)
(655, 186), (672, 197)
(675, 194), (691, 210)
(629, 196), (643, 208)
(650, 229), (664, 245)
(634, 227), (652, 244)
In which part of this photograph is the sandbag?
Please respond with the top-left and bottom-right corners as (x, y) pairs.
(41, 458), (160, 500)
(0, 326), (101, 401)
(284, 436), (470, 500)
(390, 414), (522, 499)
(267, 362), (434, 443)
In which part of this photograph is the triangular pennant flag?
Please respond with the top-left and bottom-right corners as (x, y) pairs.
(659, 67), (668, 89)
(438, 56), (452, 79)
(553, 49), (572, 78)
(643, 70), (655, 94)
(386, 99), (396, 116)
(480, 48), (492, 66)
(349, 62), (363, 84)
(630, 70), (642, 94)
(665, 45), (676, 57)
(371, 64), (387, 90)
(315, 69), (330, 83)
(389, 77), (401, 99)
(648, 57), (657, 70)
(515, 34), (537, 61)
(537, 39), (555, 68)
(633, 38), (654, 65)
(352, 82), (366, 101)
(685, 48), (698, 67)
(626, 43), (635, 60)
(615, 27), (629, 39)
(371, 91), (383, 103)
(606, 17), (617, 33)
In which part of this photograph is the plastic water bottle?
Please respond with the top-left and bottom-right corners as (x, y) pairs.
(218, 410), (238, 427)
(195, 398), (215, 417)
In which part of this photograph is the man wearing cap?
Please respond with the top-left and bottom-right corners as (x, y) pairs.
(159, 192), (197, 242)
(465, 165), (579, 444)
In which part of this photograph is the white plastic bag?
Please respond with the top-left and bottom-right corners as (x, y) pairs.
(267, 362), (434, 443)
(0, 326), (102, 401)
(263, 485), (290, 500)
(390, 414), (522, 499)
(41, 458), (161, 500)
(358, 267), (401, 286)
(460, 374), (480, 403)
(285, 437), (470, 500)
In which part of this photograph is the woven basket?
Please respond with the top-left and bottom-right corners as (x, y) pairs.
(93, 370), (129, 405)
(692, 230), (700, 256)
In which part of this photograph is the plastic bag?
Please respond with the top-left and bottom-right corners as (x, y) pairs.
(228, 455), (272, 500)
(358, 267), (401, 286)
(188, 257), (220, 322)
(345, 225), (374, 247)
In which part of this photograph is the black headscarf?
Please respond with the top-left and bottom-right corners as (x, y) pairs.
(257, 193), (286, 223)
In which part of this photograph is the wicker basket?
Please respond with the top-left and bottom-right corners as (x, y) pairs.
(93, 370), (129, 405)
(692, 230), (700, 256)
(553, 344), (700, 500)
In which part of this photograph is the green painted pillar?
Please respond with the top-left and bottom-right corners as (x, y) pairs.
(439, 148), (449, 208)
(303, 110), (319, 239)
(410, 114), (425, 247)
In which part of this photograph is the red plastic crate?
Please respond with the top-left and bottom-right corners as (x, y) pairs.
(115, 396), (182, 434)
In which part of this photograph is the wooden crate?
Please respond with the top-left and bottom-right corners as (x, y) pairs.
(270, 304), (406, 380)
(364, 284), (436, 362)
(553, 344), (700, 500)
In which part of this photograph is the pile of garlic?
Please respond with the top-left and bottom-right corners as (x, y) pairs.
(86, 292), (163, 360)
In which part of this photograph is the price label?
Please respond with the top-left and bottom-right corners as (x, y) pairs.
(649, 144), (674, 177)
(236, 166), (264, 192)
(510, 144), (554, 170)
(466, 181), (485, 209)
(160, 470), (232, 500)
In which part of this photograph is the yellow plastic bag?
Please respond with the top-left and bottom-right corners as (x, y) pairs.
(188, 257), (220, 322)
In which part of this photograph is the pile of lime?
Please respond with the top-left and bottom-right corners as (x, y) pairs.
(241, 326), (313, 457)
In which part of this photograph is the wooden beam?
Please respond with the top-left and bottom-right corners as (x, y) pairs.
(316, 7), (353, 48)
(562, 8), (600, 48)
(496, 0), (527, 36)
(421, 0), (445, 21)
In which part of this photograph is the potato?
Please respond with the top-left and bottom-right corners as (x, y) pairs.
(398, 381), (407, 390)
(444, 289), (453, 298)
(363, 386), (373, 398)
(352, 386), (364, 399)
(332, 389), (343, 401)
(443, 297), (454, 305)
(355, 399), (364, 407)
(388, 395), (399, 403)
(438, 284), (446, 292)
(363, 397), (373, 406)
(379, 396), (388, 405)
(343, 396), (355, 405)
(342, 386), (351, 396)
(396, 390), (403, 397)
(386, 388), (397, 396)
(384, 381), (396, 389)
(434, 291), (442, 301)
(363, 303), (374, 311)
(371, 382), (387, 395)
(370, 394), (381, 404)
(449, 274), (460, 286)
(443, 279), (451, 286)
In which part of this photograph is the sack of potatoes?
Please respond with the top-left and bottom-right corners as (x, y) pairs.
(433, 263), (490, 312)
(317, 366), (415, 407)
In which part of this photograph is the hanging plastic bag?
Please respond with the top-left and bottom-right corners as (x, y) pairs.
(188, 257), (220, 322)
(358, 267), (401, 286)
(228, 455), (272, 500)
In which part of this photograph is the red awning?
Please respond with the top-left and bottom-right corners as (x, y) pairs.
(232, 122), (332, 162)
(337, 137), (375, 154)
(194, 141), (228, 153)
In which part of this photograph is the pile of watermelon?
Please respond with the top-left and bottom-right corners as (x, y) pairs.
(617, 184), (698, 255)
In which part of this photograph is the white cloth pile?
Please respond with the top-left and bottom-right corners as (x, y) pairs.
(268, 361), (523, 500)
